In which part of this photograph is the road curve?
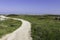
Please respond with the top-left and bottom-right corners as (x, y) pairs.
(0, 15), (32, 40)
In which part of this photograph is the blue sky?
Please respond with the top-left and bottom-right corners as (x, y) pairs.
(0, 0), (60, 15)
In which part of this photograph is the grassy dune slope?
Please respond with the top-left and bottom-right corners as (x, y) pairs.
(7, 15), (60, 40)
(0, 18), (22, 38)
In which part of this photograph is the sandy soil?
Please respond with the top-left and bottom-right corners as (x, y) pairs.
(0, 15), (32, 40)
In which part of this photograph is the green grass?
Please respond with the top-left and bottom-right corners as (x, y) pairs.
(7, 15), (60, 40)
(0, 18), (22, 38)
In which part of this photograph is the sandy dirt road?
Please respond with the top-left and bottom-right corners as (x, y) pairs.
(0, 15), (32, 40)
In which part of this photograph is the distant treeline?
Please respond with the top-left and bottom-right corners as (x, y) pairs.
(6, 14), (60, 16)
(6, 14), (60, 21)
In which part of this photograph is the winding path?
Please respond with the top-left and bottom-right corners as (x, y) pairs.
(0, 15), (32, 40)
